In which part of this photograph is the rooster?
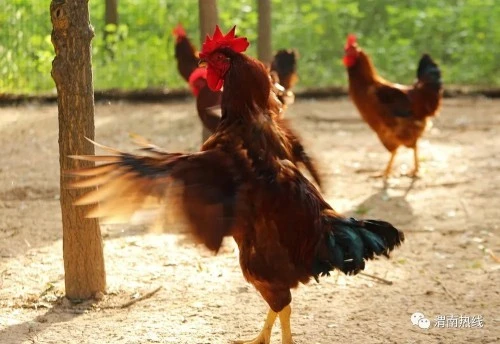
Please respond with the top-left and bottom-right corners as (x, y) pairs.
(173, 24), (298, 127)
(343, 34), (443, 179)
(70, 26), (404, 343)
(173, 23), (321, 188)
(270, 49), (299, 107)
(173, 23), (222, 133)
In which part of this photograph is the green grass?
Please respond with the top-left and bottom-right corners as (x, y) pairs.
(1, 0), (499, 94)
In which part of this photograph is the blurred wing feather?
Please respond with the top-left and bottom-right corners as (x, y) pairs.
(69, 144), (240, 252)
(67, 163), (117, 177)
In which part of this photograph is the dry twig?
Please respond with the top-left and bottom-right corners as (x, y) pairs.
(489, 251), (500, 263)
(104, 286), (163, 309)
(433, 277), (457, 303)
(404, 228), (435, 233)
(459, 199), (470, 220)
(359, 272), (393, 285)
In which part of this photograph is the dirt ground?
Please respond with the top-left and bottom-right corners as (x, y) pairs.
(0, 97), (499, 344)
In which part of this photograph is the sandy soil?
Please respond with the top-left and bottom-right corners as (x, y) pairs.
(0, 97), (499, 344)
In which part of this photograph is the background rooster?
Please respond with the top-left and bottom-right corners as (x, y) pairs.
(70, 26), (404, 344)
(173, 23), (222, 133)
(343, 34), (443, 179)
(173, 23), (199, 83)
(270, 49), (299, 107)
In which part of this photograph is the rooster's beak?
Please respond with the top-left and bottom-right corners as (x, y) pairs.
(198, 59), (207, 68)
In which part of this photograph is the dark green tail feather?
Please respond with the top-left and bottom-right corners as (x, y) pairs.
(312, 217), (404, 281)
(417, 54), (441, 87)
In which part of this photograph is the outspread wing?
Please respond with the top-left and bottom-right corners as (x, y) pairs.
(67, 139), (240, 252)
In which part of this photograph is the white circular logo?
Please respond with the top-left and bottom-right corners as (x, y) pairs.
(410, 312), (425, 326)
(418, 318), (431, 329)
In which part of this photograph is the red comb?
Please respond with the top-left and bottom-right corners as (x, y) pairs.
(173, 23), (186, 37)
(199, 25), (249, 58)
(345, 34), (357, 49)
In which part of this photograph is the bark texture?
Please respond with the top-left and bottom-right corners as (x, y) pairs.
(50, 0), (106, 300)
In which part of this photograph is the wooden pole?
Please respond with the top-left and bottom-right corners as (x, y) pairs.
(50, 0), (106, 300)
(257, 0), (272, 66)
(198, 0), (219, 142)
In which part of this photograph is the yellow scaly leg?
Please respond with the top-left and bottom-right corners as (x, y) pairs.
(233, 309), (277, 344)
(383, 149), (398, 180)
(410, 145), (420, 177)
(278, 305), (295, 344)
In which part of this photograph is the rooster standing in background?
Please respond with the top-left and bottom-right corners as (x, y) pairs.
(343, 34), (443, 179)
(70, 26), (404, 343)
(173, 24), (199, 83)
(173, 23), (222, 133)
(270, 49), (299, 107)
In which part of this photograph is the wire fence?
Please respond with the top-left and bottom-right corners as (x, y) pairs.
(1, 0), (499, 95)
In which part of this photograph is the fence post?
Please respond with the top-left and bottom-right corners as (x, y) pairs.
(198, 0), (219, 143)
(257, 0), (272, 66)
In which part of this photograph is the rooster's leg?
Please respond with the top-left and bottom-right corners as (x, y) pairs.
(233, 309), (277, 344)
(278, 305), (295, 344)
(383, 150), (398, 179)
(410, 145), (420, 177)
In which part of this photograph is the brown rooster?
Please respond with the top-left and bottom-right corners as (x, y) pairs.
(270, 49), (299, 107)
(173, 23), (222, 133)
(173, 23), (321, 188)
(70, 26), (404, 343)
(173, 24), (299, 129)
(343, 34), (443, 179)
(173, 23), (199, 82)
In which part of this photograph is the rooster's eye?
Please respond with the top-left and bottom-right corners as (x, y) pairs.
(213, 53), (228, 62)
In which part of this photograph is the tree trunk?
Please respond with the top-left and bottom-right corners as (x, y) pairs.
(198, 0), (218, 143)
(50, 0), (106, 301)
(257, 0), (272, 66)
(104, 0), (118, 58)
(105, 0), (118, 26)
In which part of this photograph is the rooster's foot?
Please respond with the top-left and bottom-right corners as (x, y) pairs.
(233, 309), (277, 344)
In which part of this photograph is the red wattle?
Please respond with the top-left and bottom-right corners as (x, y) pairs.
(207, 68), (224, 91)
(188, 67), (208, 96)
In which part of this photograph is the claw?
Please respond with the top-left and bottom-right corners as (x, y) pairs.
(232, 336), (270, 344)
(233, 309), (277, 344)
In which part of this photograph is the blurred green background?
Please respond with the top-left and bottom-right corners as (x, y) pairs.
(1, 0), (498, 94)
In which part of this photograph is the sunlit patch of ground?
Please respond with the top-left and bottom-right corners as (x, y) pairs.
(0, 98), (498, 343)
